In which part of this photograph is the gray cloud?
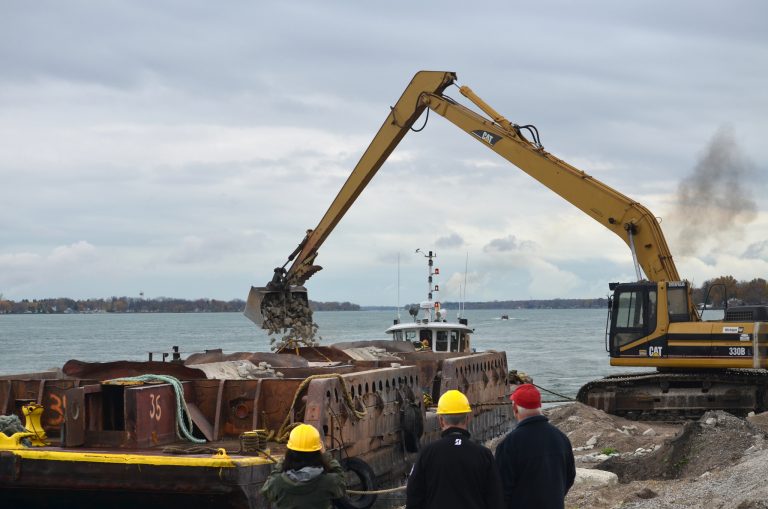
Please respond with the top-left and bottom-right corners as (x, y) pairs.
(743, 241), (768, 260)
(435, 233), (465, 249)
(483, 235), (535, 254)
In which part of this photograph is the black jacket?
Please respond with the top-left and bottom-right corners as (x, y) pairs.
(406, 427), (504, 509)
(494, 415), (576, 509)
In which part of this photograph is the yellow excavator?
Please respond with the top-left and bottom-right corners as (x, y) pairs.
(246, 71), (768, 419)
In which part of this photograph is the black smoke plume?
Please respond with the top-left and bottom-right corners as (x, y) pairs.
(674, 127), (756, 256)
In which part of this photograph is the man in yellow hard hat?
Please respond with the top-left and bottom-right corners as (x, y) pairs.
(406, 389), (504, 509)
(261, 423), (346, 508)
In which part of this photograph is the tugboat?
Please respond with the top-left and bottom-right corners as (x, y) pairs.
(385, 250), (473, 354)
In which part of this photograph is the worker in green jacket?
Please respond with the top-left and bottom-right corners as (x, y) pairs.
(261, 423), (346, 509)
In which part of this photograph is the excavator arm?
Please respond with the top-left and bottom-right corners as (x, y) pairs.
(246, 70), (694, 328)
(282, 71), (457, 287)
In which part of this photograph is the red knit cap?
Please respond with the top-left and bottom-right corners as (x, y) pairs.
(509, 383), (541, 409)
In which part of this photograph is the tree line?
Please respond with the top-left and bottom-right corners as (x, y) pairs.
(1, 276), (765, 314)
(692, 276), (768, 307)
(440, 298), (609, 310)
(0, 295), (360, 314)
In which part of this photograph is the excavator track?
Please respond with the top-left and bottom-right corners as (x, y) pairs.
(577, 369), (768, 421)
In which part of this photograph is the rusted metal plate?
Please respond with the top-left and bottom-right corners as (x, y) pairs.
(125, 384), (177, 447)
(63, 387), (85, 447)
(186, 402), (214, 441)
(62, 360), (206, 380)
(440, 352), (508, 405)
(0, 380), (10, 415)
(39, 379), (82, 433)
(302, 365), (423, 459)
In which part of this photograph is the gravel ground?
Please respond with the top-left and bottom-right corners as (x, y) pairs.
(547, 403), (768, 509)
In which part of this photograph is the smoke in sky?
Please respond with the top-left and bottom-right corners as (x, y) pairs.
(674, 128), (757, 256)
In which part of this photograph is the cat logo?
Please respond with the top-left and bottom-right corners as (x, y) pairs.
(648, 346), (663, 357)
(471, 130), (501, 146)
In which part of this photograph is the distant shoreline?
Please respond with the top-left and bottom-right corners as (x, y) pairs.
(0, 296), (607, 314)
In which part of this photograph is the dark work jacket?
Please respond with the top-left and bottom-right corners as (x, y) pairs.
(494, 415), (576, 509)
(260, 455), (346, 509)
(406, 427), (504, 509)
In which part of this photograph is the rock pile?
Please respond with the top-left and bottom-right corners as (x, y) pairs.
(543, 403), (768, 509)
(187, 360), (283, 380)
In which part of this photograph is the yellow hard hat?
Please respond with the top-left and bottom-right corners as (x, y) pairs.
(436, 389), (471, 414)
(286, 423), (322, 452)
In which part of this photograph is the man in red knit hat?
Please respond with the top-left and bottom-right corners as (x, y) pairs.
(494, 384), (575, 509)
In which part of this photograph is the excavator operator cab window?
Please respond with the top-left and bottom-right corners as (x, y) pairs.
(667, 284), (690, 323)
(610, 285), (657, 351)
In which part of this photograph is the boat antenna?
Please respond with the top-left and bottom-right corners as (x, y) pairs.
(461, 251), (469, 318)
(396, 252), (401, 322)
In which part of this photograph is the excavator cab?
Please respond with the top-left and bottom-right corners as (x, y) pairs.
(607, 280), (698, 359)
(607, 281), (659, 357)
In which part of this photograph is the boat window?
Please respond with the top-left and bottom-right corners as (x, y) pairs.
(436, 331), (448, 351)
(419, 330), (432, 349)
(394, 331), (403, 341)
(450, 331), (459, 351)
(459, 333), (468, 352)
(405, 330), (417, 342)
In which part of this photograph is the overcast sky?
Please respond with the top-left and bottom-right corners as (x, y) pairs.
(1, 1), (766, 306)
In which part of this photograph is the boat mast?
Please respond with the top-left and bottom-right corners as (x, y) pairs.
(416, 249), (440, 322)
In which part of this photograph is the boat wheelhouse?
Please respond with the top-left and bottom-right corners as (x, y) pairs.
(385, 250), (473, 353)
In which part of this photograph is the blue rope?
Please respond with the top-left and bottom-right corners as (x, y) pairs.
(105, 374), (206, 444)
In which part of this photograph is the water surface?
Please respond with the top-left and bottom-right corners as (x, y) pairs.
(0, 308), (648, 397)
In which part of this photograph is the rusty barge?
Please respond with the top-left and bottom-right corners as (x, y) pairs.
(0, 323), (511, 508)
